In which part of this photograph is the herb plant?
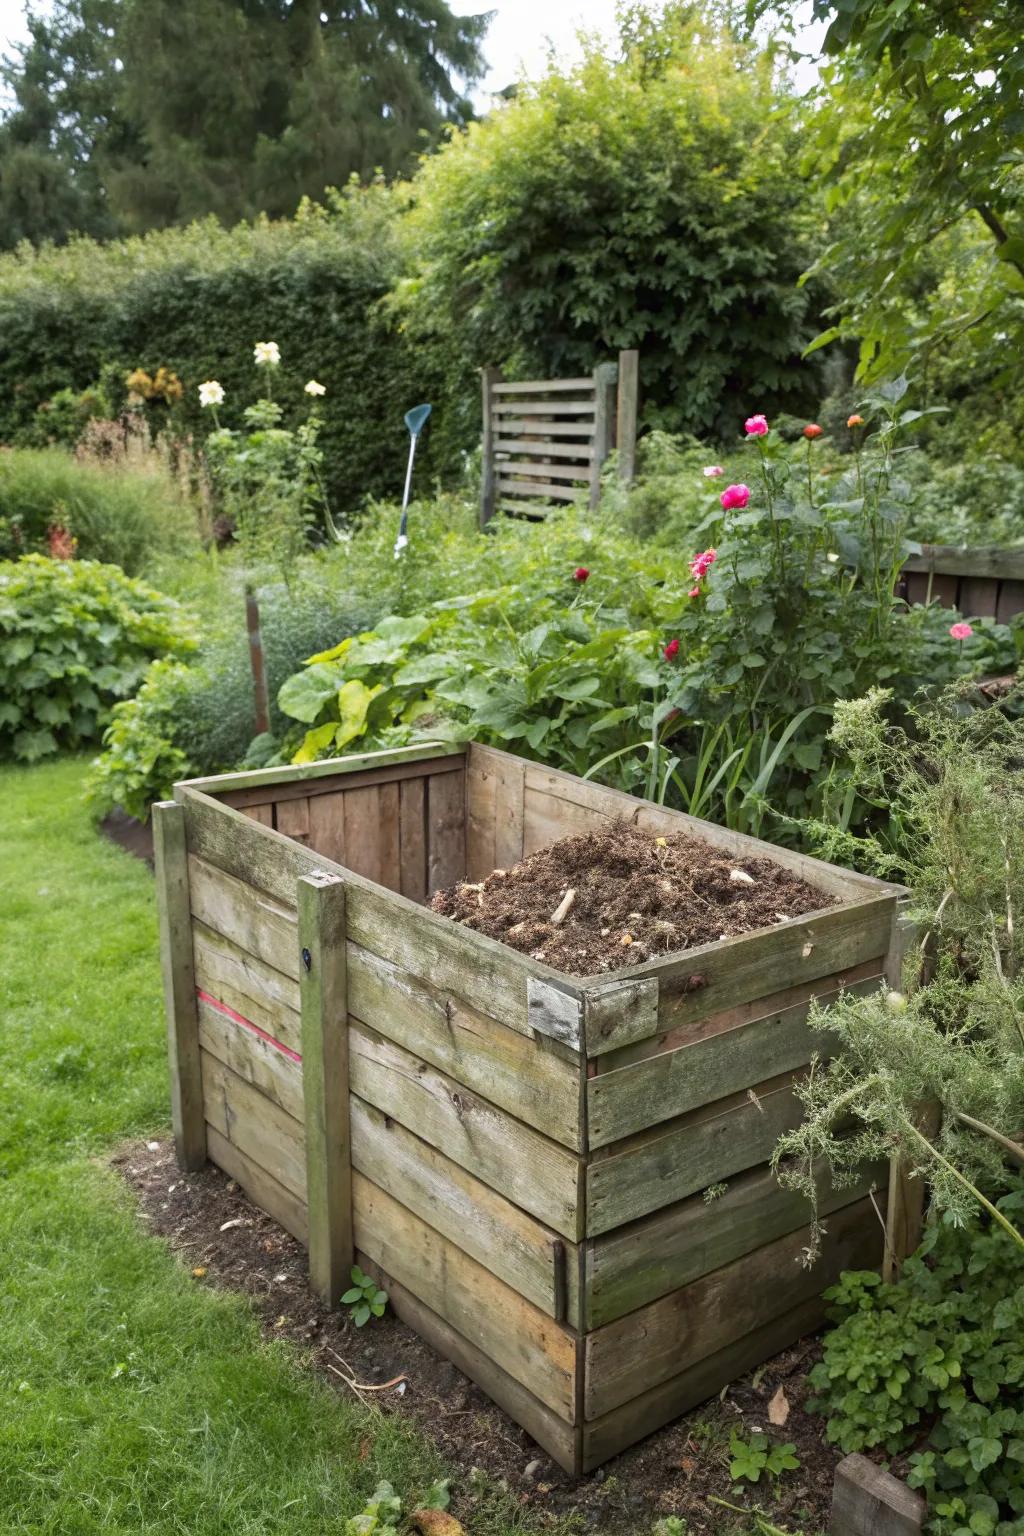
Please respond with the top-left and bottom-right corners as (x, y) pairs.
(727, 1431), (800, 1486)
(810, 1181), (1024, 1536)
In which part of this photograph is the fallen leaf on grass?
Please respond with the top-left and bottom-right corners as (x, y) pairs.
(191, 1267), (206, 1278)
(768, 1384), (791, 1426)
(410, 1512), (465, 1535)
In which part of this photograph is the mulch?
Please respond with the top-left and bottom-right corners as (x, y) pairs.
(114, 1138), (845, 1534)
(431, 822), (835, 977)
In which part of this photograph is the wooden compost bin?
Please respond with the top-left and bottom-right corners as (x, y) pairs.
(154, 742), (902, 1475)
(898, 543), (1024, 621)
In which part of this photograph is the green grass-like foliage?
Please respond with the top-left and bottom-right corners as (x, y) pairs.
(0, 445), (200, 573)
(810, 1183), (1024, 1536)
(0, 555), (195, 763)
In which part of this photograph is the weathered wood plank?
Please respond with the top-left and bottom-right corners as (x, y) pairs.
(352, 1172), (578, 1418)
(616, 349), (639, 485)
(243, 803), (274, 826)
(356, 1259), (578, 1472)
(959, 576), (998, 619)
(585, 1198), (879, 1419)
(831, 1454), (926, 1536)
(997, 579), (1024, 622)
(587, 976), (880, 1148)
(495, 460), (591, 483)
(493, 418), (595, 438)
(470, 744), (526, 871)
(902, 544), (1024, 581)
(585, 1074), (805, 1236)
(585, 896), (896, 1054)
(197, 995), (303, 1121)
(492, 378), (596, 394)
(348, 1020), (581, 1239)
(492, 398), (597, 416)
(427, 766), (466, 894)
(585, 1160), (885, 1328)
(188, 855), (299, 978)
(494, 438), (594, 460)
(377, 781), (401, 894)
(201, 1049), (306, 1201)
(191, 918), (302, 1050)
(178, 788), (580, 1044)
(350, 1096), (569, 1318)
(275, 797), (310, 845)
(299, 872), (352, 1307)
(308, 790), (347, 865)
(346, 941), (581, 1149)
(581, 1293), (826, 1470)
(153, 801), (206, 1170)
(466, 745), (497, 881)
(180, 741), (462, 800)
(205, 1124), (308, 1245)
(342, 785), (382, 885)
(498, 478), (582, 503)
(598, 958), (884, 1069)
(221, 752), (465, 813)
(398, 776), (428, 902)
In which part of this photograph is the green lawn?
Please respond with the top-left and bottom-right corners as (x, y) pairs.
(0, 761), (565, 1534)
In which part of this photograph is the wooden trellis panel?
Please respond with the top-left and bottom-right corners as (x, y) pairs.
(480, 351), (639, 526)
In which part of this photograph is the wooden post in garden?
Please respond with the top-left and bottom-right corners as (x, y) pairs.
(298, 871), (353, 1306)
(480, 366), (502, 528)
(153, 800), (206, 1171)
(590, 360), (619, 508)
(616, 349), (640, 486)
(244, 582), (271, 736)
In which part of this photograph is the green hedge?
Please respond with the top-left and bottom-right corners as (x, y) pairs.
(0, 185), (474, 512)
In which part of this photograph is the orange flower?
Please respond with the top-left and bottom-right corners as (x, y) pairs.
(803, 424), (823, 440)
(847, 413), (864, 428)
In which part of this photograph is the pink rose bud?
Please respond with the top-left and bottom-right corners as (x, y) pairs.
(720, 484), (750, 510)
(688, 586), (701, 598)
(744, 414), (768, 436)
(703, 465), (724, 479)
(663, 638), (680, 661)
(949, 622), (973, 641)
(573, 566), (590, 583)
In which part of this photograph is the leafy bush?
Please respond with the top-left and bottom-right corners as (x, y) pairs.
(810, 1185), (1024, 1536)
(0, 556), (194, 762)
(87, 571), (382, 818)
(400, 13), (825, 440)
(901, 451), (1024, 547)
(0, 446), (200, 573)
(0, 184), (469, 512)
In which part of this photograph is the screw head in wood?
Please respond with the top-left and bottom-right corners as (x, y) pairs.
(302, 947), (312, 973)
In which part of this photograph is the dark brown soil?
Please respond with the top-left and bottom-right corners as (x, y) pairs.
(431, 822), (836, 978)
(114, 1138), (845, 1535)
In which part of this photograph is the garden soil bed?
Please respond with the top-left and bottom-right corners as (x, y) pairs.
(114, 1137), (846, 1535)
(430, 823), (835, 976)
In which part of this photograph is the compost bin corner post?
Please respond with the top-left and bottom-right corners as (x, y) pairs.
(298, 870), (353, 1307)
(153, 799), (207, 1172)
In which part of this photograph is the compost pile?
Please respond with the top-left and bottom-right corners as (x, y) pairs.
(431, 821), (835, 976)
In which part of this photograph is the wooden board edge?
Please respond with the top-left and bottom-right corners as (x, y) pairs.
(177, 741), (465, 797)
(205, 1123), (309, 1245)
(357, 1257), (579, 1475)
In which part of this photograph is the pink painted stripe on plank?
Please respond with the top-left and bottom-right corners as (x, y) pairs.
(196, 987), (302, 1064)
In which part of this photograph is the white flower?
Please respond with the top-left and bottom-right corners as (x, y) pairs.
(703, 465), (724, 479)
(253, 341), (281, 367)
(198, 380), (224, 408)
(826, 551), (840, 563)
(304, 379), (326, 397)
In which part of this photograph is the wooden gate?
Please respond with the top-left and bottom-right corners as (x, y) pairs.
(480, 350), (639, 526)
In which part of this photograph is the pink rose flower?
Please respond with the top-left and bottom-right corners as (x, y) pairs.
(720, 484), (750, 511)
(663, 638), (680, 662)
(702, 465), (724, 479)
(744, 414), (768, 437)
(949, 622), (973, 641)
(688, 586), (700, 598)
(688, 548), (718, 581)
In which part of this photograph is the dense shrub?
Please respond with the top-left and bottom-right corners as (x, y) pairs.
(0, 556), (194, 761)
(0, 446), (199, 572)
(86, 570), (382, 817)
(0, 185), (471, 513)
(399, 16), (826, 441)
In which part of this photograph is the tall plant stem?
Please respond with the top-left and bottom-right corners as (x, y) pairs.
(906, 1123), (1024, 1254)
